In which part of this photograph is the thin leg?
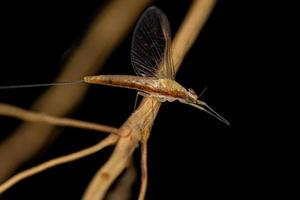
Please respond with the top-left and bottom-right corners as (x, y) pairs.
(133, 92), (140, 111)
(133, 92), (149, 111)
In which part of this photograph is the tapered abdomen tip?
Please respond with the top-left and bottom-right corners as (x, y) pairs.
(83, 76), (90, 83)
(83, 76), (100, 83)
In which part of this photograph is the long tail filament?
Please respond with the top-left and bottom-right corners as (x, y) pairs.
(0, 80), (84, 90)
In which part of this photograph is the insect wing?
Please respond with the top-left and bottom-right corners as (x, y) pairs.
(131, 6), (175, 79)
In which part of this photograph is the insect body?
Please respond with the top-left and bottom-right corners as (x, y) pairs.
(84, 7), (229, 125)
(84, 75), (196, 103)
(0, 6), (229, 125)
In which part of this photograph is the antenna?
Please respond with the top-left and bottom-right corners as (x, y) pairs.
(0, 80), (84, 90)
(198, 86), (207, 98)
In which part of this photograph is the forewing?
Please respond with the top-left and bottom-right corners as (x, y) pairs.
(131, 6), (175, 79)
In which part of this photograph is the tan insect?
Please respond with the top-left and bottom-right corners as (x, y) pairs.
(84, 7), (229, 125)
(0, 7), (229, 125)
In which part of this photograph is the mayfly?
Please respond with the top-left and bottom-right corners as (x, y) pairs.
(0, 6), (229, 125)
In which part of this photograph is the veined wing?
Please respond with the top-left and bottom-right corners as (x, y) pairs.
(131, 6), (175, 79)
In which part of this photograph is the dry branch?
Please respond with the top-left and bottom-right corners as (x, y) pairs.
(0, 0), (150, 180)
(83, 0), (217, 199)
(83, 99), (160, 200)
(138, 134), (149, 200)
(0, 134), (118, 194)
(0, 103), (118, 134)
(0, 0), (216, 199)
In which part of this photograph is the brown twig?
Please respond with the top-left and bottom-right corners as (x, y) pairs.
(0, 0), (216, 199)
(83, 99), (160, 200)
(0, 134), (118, 194)
(0, 0), (150, 180)
(82, 0), (217, 199)
(139, 0), (217, 199)
(0, 103), (118, 134)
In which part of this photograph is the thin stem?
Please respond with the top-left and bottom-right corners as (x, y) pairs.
(0, 0), (148, 181)
(0, 134), (118, 194)
(83, 0), (217, 199)
(138, 139), (148, 200)
(0, 103), (119, 134)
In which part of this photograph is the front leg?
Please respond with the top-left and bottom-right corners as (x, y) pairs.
(133, 91), (150, 111)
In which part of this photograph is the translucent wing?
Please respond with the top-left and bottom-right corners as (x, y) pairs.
(131, 6), (175, 79)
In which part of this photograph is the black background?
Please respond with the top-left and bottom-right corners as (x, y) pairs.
(0, 0), (280, 199)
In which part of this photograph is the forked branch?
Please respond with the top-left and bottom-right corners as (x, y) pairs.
(83, 1), (217, 200)
(0, 0), (216, 199)
(0, 134), (118, 194)
(0, 0), (150, 181)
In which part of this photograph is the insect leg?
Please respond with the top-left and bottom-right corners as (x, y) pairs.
(133, 91), (149, 111)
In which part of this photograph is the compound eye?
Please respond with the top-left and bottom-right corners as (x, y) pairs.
(188, 88), (197, 96)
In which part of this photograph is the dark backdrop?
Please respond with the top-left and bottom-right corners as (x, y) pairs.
(0, 0), (268, 199)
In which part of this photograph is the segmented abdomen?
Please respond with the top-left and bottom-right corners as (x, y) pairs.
(84, 75), (188, 99)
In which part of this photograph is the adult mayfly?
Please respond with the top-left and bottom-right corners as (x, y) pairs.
(0, 6), (229, 125)
(84, 6), (229, 125)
